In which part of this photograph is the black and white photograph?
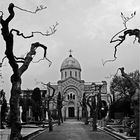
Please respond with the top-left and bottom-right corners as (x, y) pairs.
(0, 0), (139, 140)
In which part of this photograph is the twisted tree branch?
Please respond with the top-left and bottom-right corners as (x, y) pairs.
(11, 22), (58, 39)
(103, 11), (138, 66)
(119, 67), (138, 89)
(14, 5), (47, 14)
(19, 42), (48, 76)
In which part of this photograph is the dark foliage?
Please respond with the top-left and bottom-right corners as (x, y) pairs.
(31, 87), (42, 121)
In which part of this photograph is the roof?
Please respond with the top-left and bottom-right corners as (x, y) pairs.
(60, 54), (81, 71)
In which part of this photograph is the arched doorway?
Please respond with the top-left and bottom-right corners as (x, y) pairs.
(68, 107), (75, 118)
(63, 86), (81, 119)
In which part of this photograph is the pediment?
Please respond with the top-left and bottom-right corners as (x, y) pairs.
(61, 77), (82, 90)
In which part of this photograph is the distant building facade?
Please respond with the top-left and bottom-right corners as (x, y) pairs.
(21, 52), (108, 120)
(53, 53), (108, 118)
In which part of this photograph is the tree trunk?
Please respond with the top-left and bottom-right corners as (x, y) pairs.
(92, 96), (97, 131)
(58, 107), (63, 125)
(87, 96), (97, 131)
(92, 110), (97, 131)
(60, 110), (63, 123)
(97, 87), (102, 120)
(135, 103), (139, 140)
(111, 90), (115, 102)
(77, 107), (79, 120)
(10, 76), (22, 140)
(84, 108), (88, 125)
(58, 109), (61, 125)
(48, 110), (53, 132)
(47, 102), (53, 132)
(82, 93), (88, 125)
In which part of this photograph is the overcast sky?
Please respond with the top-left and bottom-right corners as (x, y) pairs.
(0, 0), (140, 101)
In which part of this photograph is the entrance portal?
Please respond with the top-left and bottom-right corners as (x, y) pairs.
(68, 107), (75, 118)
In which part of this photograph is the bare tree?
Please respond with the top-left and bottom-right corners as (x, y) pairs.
(87, 95), (97, 131)
(96, 85), (102, 120)
(41, 82), (55, 132)
(0, 3), (57, 140)
(82, 92), (88, 125)
(57, 92), (63, 125)
(102, 11), (139, 138)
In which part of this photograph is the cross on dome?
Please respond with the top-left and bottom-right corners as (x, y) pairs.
(69, 49), (73, 57)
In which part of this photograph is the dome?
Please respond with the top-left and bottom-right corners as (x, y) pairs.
(60, 54), (81, 71)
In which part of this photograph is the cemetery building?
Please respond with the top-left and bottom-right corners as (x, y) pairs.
(21, 51), (108, 120)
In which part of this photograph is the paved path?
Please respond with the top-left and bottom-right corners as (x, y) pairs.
(31, 119), (118, 140)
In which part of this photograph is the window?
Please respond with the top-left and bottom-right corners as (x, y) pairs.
(79, 71), (80, 78)
(70, 71), (72, 77)
(68, 93), (76, 100)
(65, 71), (67, 78)
(75, 71), (77, 77)
(61, 72), (63, 79)
(70, 93), (72, 99)
(73, 95), (75, 100)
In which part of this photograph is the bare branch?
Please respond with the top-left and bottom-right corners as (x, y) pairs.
(32, 57), (52, 67)
(11, 22), (59, 39)
(109, 12), (136, 61)
(120, 11), (136, 29)
(0, 11), (4, 17)
(47, 83), (55, 99)
(14, 5), (47, 14)
(10, 29), (33, 38)
(1, 56), (7, 64)
(40, 82), (55, 99)
(14, 56), (25, 63)
(18, 42), (48, 76)
(102, 58), (117, 66)
(111, 11), (136, 43)
(30, 42), (52, 66)
(6, 3), (15, 23)
(103, 12), (137, 66)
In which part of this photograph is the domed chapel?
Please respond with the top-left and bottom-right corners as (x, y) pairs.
(21, 50), (108, 120)
(50, 50), (108, 119)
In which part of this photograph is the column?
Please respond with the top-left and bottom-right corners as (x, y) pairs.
(66, 107), (68, 118)
(79, 107), (82, 120)
(75, 107), (77, 118)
